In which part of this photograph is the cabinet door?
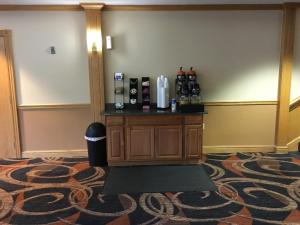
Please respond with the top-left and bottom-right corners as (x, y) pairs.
(185, 125), (202, 159)
(107, 126), (124, 161)
(155, 126), (182, 159)
(126, 126), (155, 160)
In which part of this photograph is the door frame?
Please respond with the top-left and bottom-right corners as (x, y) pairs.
(0, 29), (21, 158)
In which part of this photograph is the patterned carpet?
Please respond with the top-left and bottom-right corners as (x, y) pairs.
(1, 152), (300, 225)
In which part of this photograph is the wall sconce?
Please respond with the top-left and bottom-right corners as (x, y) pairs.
(92, 42), (97, 52)
(106, 36), (112, 50)
(87, 29), (102, 52)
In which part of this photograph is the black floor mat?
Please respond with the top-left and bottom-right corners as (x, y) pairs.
(103, 164), (216, 195)
(290, 151), (300, 159)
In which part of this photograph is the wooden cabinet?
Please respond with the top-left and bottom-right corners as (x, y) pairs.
(107, 126), (124, 161)
(185, 125), (202, 159)
(106, 114), (203, 165)
(155, 126), (182, 159)
(126, 126), (154, 160)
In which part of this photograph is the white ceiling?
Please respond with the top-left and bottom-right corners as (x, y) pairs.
(0, 0), (299, 4)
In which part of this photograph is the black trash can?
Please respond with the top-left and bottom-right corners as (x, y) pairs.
(85, 123), (107, 166)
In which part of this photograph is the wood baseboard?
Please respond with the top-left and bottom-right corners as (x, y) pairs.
(287, 136), (300, 150)
(22, 149), (88, 158)
(275, 146), (289, 151)
(203, 145), (275, 153)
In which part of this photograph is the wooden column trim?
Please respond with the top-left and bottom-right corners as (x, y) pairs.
(81, 3), (105, 123)
(0, 30), (21, 158)
(0, 4), (284, 11)
(275, 3), (296, 151)
(81, 4), (104, 10)
(103, 4), (283, 11)
(0, 5), (83, 11)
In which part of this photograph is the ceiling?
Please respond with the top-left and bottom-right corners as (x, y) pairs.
(0, 0), (299, 5)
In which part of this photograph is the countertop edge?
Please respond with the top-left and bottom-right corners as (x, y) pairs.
(102, 103), (207, 116)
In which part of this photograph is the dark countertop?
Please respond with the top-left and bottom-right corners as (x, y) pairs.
(103, 103), (207, 116)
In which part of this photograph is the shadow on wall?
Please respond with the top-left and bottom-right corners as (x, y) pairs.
(102, 11), (281, 103)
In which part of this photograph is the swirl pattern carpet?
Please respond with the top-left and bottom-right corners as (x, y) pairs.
(0, 152), (300, 224)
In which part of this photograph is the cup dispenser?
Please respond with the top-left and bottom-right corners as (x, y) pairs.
(142, 77), (150, 110)
(129, 78), (138, 107)
(157, 75), (169, 109)
(114, 72), (124, 109)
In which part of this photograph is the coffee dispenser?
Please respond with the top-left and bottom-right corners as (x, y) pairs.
(175, 67), (189, 106)
(175, 67), (203, 111)
(187, 67), (201, 104)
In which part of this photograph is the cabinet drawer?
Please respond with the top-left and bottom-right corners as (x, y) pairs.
(184, 115), (203, 125)
(126, 115), (182, 126)
(106, 116), (124, 126)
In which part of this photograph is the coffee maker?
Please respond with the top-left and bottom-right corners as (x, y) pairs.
(187, 67), (201, 104)
(175, 67), (203, 112)
(175, 67), (189, 106)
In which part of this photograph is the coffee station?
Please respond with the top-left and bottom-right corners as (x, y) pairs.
(104, 67), (205, 166)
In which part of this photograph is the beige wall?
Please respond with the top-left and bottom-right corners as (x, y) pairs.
(0, 11), (90, 105)
(102, 10), (282, 103)
(1, 9), (289, 156)
(203, 104), (276, 152)
(0, 11), (92, 156)
(18, 102), (277, 156)
(291, 9), (300, 102)
(288, 9), (300, 151)
(101, 10), (281, 153)
(19, 106), (91, 157)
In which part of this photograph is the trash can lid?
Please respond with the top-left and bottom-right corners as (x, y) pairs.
(86, 122), (106, 137)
